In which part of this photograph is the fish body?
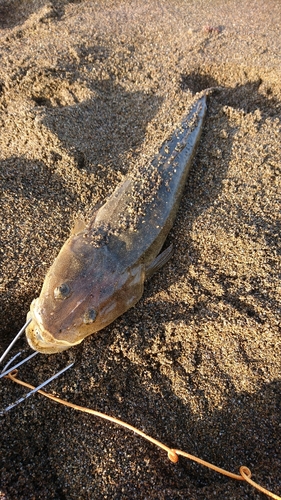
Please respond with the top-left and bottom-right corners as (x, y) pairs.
(26, 95), (207, 353)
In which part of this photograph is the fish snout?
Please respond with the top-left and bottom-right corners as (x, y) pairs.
(25, 309), (82, 354)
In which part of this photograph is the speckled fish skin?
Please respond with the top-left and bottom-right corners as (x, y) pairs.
(26, 95), (207, 354)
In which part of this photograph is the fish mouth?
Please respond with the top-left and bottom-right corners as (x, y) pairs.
(25, 306), (82, 354)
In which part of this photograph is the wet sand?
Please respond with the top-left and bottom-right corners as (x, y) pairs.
(0, 1), (280, 498)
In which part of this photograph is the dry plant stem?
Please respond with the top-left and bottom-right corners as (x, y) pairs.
(5, 370), (281, 500)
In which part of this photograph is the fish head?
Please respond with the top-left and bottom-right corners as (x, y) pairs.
(26, 233), (145, 354)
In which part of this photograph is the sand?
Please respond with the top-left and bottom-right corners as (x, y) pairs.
(0, 0), (280, 498)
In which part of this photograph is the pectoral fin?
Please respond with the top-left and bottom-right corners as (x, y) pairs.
(71, 218), (87, 235)
(71, 203), (102, 236)
(145, 244), (173, 279)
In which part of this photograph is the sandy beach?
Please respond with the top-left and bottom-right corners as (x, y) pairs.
(0, 1), (280, 498)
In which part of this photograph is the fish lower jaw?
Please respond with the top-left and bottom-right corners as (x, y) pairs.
(25, 318), (82, 354)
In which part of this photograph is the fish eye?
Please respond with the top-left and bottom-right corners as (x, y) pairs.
(83, 308), (97, 324)
(54, 283), (71, 300)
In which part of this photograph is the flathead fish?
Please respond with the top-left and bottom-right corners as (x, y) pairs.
(26, 95), (207, 353)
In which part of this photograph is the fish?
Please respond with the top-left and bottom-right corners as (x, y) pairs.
(26, 94), (207, 354)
